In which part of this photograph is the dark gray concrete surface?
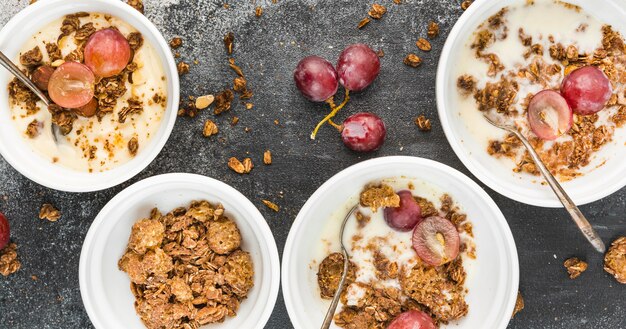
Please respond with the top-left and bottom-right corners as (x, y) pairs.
(1, 0), (625, 328)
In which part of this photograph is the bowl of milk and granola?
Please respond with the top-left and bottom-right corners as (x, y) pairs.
(437, 0), (626, 207)
(0, 0), (179, 192)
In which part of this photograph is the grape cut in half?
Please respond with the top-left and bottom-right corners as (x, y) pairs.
(387, 310), (436, 329)
(384, 190), (423, 232)
(47, 62), (95, 109)
(412, 216), (460, 267)
(527, 90), (572, 141)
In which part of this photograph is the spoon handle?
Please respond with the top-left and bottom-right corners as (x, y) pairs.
(0, 50), (49, 107)
(511, 129), (606, 253)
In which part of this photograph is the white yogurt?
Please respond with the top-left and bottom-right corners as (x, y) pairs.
(9, 13), (167, 172)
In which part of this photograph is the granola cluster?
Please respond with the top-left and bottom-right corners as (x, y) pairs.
(458, 5), (626, 180)
(118, 201), (254, 328)
(604, 236), (626, 284)
(319, 185), (474, 327)
(0, 243), (21, 277)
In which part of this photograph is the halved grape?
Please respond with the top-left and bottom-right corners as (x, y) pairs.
(31, 65), (55, 91)
(387, 310), (436, 329)
(527, 90), (572, 140)
(48, 62), (95, 109)
(384, 190), (423, 232)
(336, 44), (380, 92)
(84, 28), (132, 77)
(412, 216), (460, 267)
(0, 212), (9, 250)
(293, 56), (339, 102)
(561, 66), (612, 115)
(74, 97), (98, 117)
(341, 112), (386, 152)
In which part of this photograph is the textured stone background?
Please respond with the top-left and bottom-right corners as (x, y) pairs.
(1, 0), (625, 328)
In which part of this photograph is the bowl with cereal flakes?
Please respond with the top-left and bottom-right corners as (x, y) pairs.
(0, 0), (179, 192)
(79, 173), (280, 329)
(282, 156), (519, 329)
(437, 0), (626, 207)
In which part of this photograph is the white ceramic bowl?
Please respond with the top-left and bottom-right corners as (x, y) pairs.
(282, 156), (519, 329)
(0, 0), (179, 192)
(79, 173), (280, 329)
(437, 0), (626, 207)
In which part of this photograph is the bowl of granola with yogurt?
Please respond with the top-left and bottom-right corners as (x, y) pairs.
(282, 156), (519, 329)
(437, 0), (626, 207)
(79, 173), (280, 329)
(0, 0), (179, 192)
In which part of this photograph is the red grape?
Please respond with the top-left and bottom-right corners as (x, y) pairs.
(0, 212), (9, 250)
(412, 216), (460, 267)
(336, 44), (380, 92)
(384, 190), (423, 232)
(561, 66), (612, 115)
(84, 28), (132, 77)
(341, 112), (386, 152)
(527, 90), (572, 140)
(31, 65), (55, 91)
(387, 310), (436, 329)
(48, 62), (95, 109)
(74, 98), (98, 117)
(293, 56), (339, 102)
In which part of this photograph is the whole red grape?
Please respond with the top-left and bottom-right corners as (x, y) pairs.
(336, 44), (380, 92)
(294, 56), (339, 102)
(341, 112), (386, 152)
(0, 212), (9, 250)
(561, 66), (612, 115)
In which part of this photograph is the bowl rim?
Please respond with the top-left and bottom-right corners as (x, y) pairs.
(281, 155), (520, 329)
(78, 173), (281, 329)
(435, 0), (626, 207)
(0, 0), (180, 192)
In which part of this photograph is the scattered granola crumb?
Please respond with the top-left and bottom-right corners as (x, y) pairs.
(262, 200), (280, 212)
(403, 53), (422, 68)
(263, 150), (272, 165)
(203, 120), (219, 137)
(358, 17), (371, 29)
(214, 90), (234, 115)
(195, 95), (214, 110)
(416, 38), (432, 51)
(368, 4), (387, 19)
(20, 46), (42, 67)
(511, 292), (524, 318)
(128, 137), (139, 156)
(39, 203), (61, 222)
(0, 243), (21, 277)
(233, 76), (247, 93)
(126, 0), (144, 13)
(427, 21), (440, 39)
(224, 32), (234, 55)
(461, 0), (473, 10)
(231, 116), (239, 126)
(245, 102), (254, 110)
(177, 61), (190, 75)
(393, 0), (401, 3)
(604, 236), (626, 284)
(355, 211), (371, 228)
(376, 49), (385, 58)
(415, 115), (432, 131)
(360, 184), (400, 212)
(169, 37), (182, 49)
(228, 157), (253, 174)
(255, 6), (263, 17)
(25, 120), (42, 138)
(563, 257), (588, 279)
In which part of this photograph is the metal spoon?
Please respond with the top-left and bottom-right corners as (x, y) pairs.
(0, 50), (58, 141)
(321, 204), (358, 329)
(483, 112), (605, 253)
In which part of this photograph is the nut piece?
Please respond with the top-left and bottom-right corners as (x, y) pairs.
(39, 204), (61, 222)
(228, 157), (253, 174)
(427, 21), (440, 38)
(177, 61), (189, 75)
(128, 137), (139, 156)
(416, 38), (432, 51)
(203, 120), (218, 137)
(358, 17), (371, 29)
(368, 4), (387, 19)
(461, 0), (472, 10)
(415, 115), (432, 131)
(169, 37), (182, 49)
(563, 257), (588, 279)
(511, 291), (524, 319)
(0, 242), (21, 277)
(195, 95), (215, 110)
(242, 158), (253, 173)
(404, 53), (422, 68)
(208, 219), (242, 254)
(262, 200), (279, 212)
(604, 236), (626, 284)
(255, 6), (263, 17)
(224, 32), (234, 55)
(360, 184), (400, 212)
(263, 150), (272, 165)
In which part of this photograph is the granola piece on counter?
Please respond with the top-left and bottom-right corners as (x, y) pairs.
(360, 184), (400, 212)
(368, 4), (387, 19)
(255, 6), (263, 17)
(317, 252), (357, 299)
(127, 0), (144, 14)
(224, 32), (234, 55)
(563, 257), (588, 279)
(416, 38), (432, 52)
(0, 242), (21, 277)
(176, 61), (189, 75)
(358, 17), (370, 29)
(208, 220), (241, 255)
(403, 53), (422, 68)
(604, 236), (626, 284)
(427, 21), (440, 39)
(415, 115), (432, 131)
(203, 119), (219, 137)
(262, 200), (280, 212)
(214, 89), (234, 115)
(263, 150), (272, 165)
(169, 37), (182, 49)
(127, 218), (165, 254)
(39, 203), (61, 222)
(511, 291), (524, 319)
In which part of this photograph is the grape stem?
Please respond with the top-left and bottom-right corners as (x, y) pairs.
(310, 89), (350, 140)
